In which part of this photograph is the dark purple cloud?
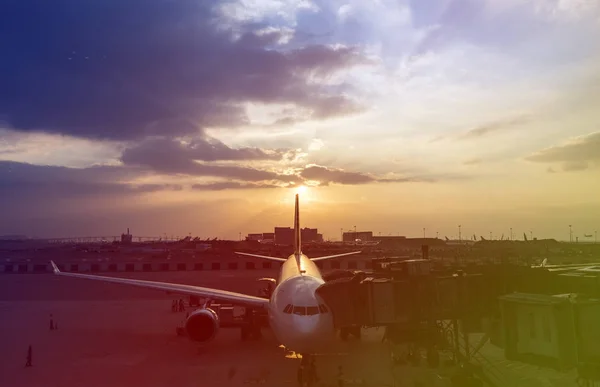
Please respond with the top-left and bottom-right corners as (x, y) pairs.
(0, 161), (181, 202)
(191, 182), (282, 191)
(0, 0), (367, 141)
(120, 137), (299, 181)
(122, 136), (285, 163)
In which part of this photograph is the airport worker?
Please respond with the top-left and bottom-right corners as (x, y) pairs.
(25, 345), (32, 367)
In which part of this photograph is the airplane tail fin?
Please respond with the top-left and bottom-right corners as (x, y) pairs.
(294, 194), (301, 255)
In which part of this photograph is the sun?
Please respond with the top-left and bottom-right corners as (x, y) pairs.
(295, 185), (308, 196)
(280, 184), (314, 205)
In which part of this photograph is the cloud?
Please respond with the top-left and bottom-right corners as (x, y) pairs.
(458, 115), (531, 140)
(122, 136), (285, 163)
(308, 138), (325, 151)
(191, 182), (282, 191)
(526, 131), (600, 171)
(0, 0), (369, 141)
(300, 164), (375, 185)
(0, 161), (180, 203)
(563, 161), (589, 172)
(120, 137), (300, 181)
(298, 164), (437, 186)
(463, 158), (483, 165)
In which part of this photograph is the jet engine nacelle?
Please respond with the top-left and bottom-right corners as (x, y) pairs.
(185, 308), (219, 343)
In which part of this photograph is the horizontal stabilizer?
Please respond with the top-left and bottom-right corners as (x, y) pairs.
(312, 251), (362, 262)
(234, 252), (287, 262)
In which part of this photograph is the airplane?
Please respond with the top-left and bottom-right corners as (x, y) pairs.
(49, 194), (361, 357)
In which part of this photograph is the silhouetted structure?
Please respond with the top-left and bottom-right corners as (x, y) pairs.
(121, 228), (132, 244)
(275, 227), (322, 246)
(343, 231), (373, 242)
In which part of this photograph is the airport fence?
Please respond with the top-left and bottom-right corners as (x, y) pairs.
(0, 258), (373, 274)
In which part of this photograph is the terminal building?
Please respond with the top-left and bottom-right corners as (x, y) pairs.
(343, 231), (374, 242)
(275, 227), (323, 245)
(247, 228), (322, 245)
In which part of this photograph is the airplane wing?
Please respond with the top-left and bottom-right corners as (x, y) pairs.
(50, 261), (269, 309)
(234, 252), (287, 262)
(312, 251), (362, 262)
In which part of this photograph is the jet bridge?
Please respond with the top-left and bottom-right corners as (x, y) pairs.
(316, 258), (494, 352)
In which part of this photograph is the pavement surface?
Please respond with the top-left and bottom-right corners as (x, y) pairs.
(0, 271), (586, 387)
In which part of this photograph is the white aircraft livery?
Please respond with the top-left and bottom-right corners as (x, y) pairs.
(50, 194), (361, 355)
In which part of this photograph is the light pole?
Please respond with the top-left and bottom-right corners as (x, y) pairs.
(489, 231), (492, 240)
(510, 228), (513, 241)
(458, 225), (462, 242)
(530, 230), (533, 240)
(354, 225), (357, 246)
(436, 231), (439, 239)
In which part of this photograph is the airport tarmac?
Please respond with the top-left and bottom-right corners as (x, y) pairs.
(0, 271), (436, 387)
(0, 271), (584, 387)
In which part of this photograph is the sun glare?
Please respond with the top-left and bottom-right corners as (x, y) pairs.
(295, 185), (308, 196)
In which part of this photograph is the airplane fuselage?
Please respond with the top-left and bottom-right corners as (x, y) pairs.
(267, 253), (335, 353)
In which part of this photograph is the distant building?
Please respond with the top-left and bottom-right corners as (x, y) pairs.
(301, 228), (323, 243)
(274, 227), (323, 246)
(372, 235), (407, 242)
(245, 232), (276, 242)
(343, 231), (373, 243)
(121, 228), (133, 244)
(275, 227), (294, 246)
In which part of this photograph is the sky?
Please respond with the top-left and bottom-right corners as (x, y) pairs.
(1, 0), (599, 241)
